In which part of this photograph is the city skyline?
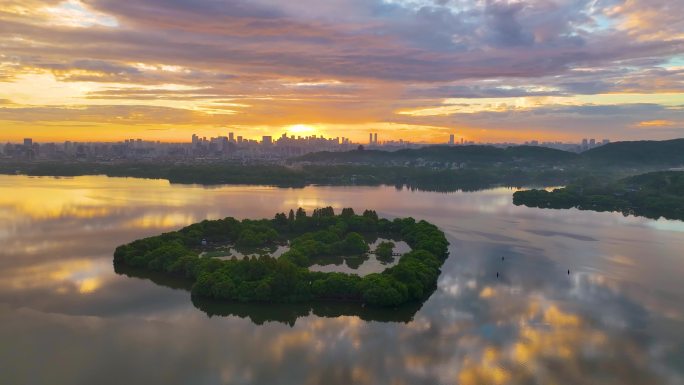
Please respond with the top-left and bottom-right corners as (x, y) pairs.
(4, 131), (610, 147)
(0, 1), (683, 143)
(5, 131), (611, 164)
(0, 123), (625, 145)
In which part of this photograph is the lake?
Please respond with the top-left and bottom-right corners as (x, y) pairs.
(1, 175), (683, 385)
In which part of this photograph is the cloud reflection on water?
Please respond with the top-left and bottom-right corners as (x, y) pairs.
(0, 175), (683, 384)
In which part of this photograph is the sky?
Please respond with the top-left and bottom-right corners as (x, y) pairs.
(0, 0), (683, 143)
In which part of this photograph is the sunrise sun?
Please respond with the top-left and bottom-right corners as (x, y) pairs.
(286, 124), (317, 136)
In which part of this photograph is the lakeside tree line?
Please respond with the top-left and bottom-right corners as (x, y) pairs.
(513, 171), (684, 221)
(0, 161), (586, 192)
(114, 207), (449, 307)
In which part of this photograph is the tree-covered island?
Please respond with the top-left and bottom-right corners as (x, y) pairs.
(513, 171), (684, 221)
(114, 207), (449, 307)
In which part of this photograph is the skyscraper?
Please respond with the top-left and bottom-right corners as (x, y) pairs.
(449, 134), (455, 145)
(374, 133), (378, 144)
(369, 133), (373, 144)
(262, 136), (272, 145)
(229, 132), (235, 142)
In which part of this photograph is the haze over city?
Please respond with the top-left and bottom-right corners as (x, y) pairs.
(1, 0), (683, 143)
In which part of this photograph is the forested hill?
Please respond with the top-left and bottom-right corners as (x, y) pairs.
(294, 145), (578, 165)
(580, 139), (684, 166)
(293, 139), (684, 167)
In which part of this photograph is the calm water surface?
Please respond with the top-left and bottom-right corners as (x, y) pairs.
(1, 175), (683, 385)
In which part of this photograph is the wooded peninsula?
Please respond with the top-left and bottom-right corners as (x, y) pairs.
(513, 171), (684, 221)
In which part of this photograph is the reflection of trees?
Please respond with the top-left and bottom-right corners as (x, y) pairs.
(114, 264), (425, 326)
(192, 297), (424, 327)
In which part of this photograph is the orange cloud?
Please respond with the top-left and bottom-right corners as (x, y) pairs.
(637, 120), (677, 127)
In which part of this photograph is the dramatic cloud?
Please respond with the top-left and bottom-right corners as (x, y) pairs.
(0, 0), (683, 142)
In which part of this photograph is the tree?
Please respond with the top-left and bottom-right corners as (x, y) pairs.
(375, 241), (395, 259)
(341, 207), (355, 217)
(363, 210), (379, 221)
(313, 206), (335, 217)
(341, 232), (368, 255)
(274, 212), (288, 226)
(280, 249), (309, 267)
(360, 274), (407, 306)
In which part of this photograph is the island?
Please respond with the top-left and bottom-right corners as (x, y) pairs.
(114, 207), (449, 307)
(513, 171), (684, 221)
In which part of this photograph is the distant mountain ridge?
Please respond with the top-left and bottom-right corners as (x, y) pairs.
(581, 139), (684, 165)
(294, 145), (578, 165)
(293, 139), (684, 167)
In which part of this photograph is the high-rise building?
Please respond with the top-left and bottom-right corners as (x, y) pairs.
(369, 133), (373, 144)
(589, 138), (596, 147)
(229, 132), (235, 142)
(237, 136), (243, 144)
(192, 134), (199, 146)
(374, 133), (378, 144)
(449, 134), (455, 145)
(262, 136), (273, 145)
(23, 138), (32, 147)
(461, 138), (464, 145)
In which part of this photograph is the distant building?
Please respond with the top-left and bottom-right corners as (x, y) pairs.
(262, 136), (272, 145)
(602, 139), (610, 145)
(449, 134), (455, 145)
(369, 133), (373, 145)
(229, 132), (234, 142)
(374, 133), (378, 144)
(589, 138), (596, 147)
(23, 138), (32, 147)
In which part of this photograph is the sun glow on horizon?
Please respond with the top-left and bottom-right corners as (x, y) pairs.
(286, 124), (318, 136)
